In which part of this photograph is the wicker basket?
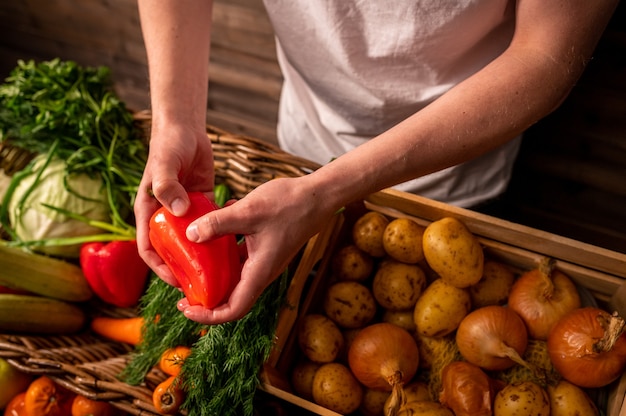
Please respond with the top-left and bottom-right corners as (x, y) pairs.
(0, 306), (165, 415)
(133, 110), (320, 200)
(0, 111), (321, 415)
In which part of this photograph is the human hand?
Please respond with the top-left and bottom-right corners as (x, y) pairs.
(134, 121), (215, 287)
(175, 176), (337, 324)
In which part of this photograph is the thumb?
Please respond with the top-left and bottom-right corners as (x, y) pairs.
(151, 179), (190, 217)
(186, 202), (244, 242)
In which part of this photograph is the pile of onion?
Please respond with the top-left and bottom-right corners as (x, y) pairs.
(547, 307), (626, 388)
(455, 305), (532, 371)
(508, 257), (581, 340)
(348, 323), (419, 415)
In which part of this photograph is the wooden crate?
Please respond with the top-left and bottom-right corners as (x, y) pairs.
(260, 188), (626, 416)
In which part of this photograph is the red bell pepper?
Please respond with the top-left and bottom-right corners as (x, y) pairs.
(148, 192), (241, 308)
(80, 240), (150, 308)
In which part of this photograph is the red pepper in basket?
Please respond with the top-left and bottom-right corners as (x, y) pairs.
(149, 192), (241, 308)
(79, 240), (150, 308)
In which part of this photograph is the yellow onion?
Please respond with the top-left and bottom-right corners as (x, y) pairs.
(348, 323), (419, 415)
(439, 361), (503, 416)
(547, 307), (626, 388)
(455, 305), (531, 371)
(508, 257), (581, 340)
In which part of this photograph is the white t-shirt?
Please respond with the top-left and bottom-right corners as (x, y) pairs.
(262, 0), (520, 207)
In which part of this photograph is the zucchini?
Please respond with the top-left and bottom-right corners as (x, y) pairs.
(0, 244), (92, 302)
(0, 294), (86, 334)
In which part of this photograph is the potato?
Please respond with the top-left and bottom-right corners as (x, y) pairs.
(385, 381), (431, 411)
(353, 211), (389, 257)
(382, 308), (416, 333)
(404, 381), (432, 402)
(331, 244), (374, 281)
(413, 279), (471, 337)
(397, 400), (454, 416)
(298, 314), (344, 363)
(494, 381), (550, 416)
(382, 217), (425, 264)
(312, 362), (363, 414)
(360, 388), (390, 416)
(547, 380), (599, 416)
(469, 260), (515, 308)
(323, 281), (377, 329)
(372, 260), (426, 311)
(422, 217), (484, 288)
(338, 327), (362, 362)
(290, 359), (321, 400)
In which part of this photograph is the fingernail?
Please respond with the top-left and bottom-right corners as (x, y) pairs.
(171, 198), (186, 216)
(186, 224), (199, 242)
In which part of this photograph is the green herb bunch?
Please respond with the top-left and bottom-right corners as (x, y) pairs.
(0, 58), (147, 240)
(124, 270), (289, 416)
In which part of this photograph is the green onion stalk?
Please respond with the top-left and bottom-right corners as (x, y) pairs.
(0, 59), (147, 249)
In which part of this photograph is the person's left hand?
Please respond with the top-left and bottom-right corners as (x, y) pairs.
(177, 176), (337, 324)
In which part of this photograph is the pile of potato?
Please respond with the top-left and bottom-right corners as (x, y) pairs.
(291, 210), (602, 416)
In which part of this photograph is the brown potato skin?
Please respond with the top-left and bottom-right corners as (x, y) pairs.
(382, 217), (425, 264)
(298, 314), (344, 363)
(413, 279), (471, 337)
(494, 381), (550, 416)
(422, 217), (484, 288)
(372, 260), (426, 311)
(469, 260), (515, 308)
(323, 281), (377, 329)
(547, 380), (599, 416)
(398, 400), (454, 416)
(331, 244), (374, 282)
(291, 359), (321, 400)
(312, 362), (363, 414)
(353, 211), (390, 258)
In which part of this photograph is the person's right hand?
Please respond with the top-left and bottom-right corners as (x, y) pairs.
(134, 120), (216, 287)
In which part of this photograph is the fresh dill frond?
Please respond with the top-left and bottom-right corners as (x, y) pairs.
(122, 269), (291, 416)
(182, 269), (289, 416)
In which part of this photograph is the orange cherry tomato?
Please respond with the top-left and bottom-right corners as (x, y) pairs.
(71, 395), (118, 416)
(159, 346), (192, 377)
(152, 376), (185, 415)
(24, 376), (74, 416)
(4, 392), (28, 416)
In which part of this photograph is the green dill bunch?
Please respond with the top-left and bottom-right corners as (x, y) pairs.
(0, 58), (148, 234)
(0, 59), (139, 157)
(494, 339), (561, 388)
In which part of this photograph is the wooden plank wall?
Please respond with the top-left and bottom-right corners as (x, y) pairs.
(0, 0), (625, 253)
(0, 0), (280, 143)
(502, 3), (626, 253)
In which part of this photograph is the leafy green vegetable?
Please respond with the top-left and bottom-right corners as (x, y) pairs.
(123, 270), (290, 416)
(5, 154), (111, 257)
(0, 59), (147, 245)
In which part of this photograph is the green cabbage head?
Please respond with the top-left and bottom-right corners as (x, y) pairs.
(7, 155), (111, 258)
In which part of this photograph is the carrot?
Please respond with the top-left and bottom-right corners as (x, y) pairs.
(153, 376), (185, 415)
(90, 316), (145, 346)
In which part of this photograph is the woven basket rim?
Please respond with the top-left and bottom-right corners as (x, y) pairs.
(133, 110), (320, 201)
(0, 110), (320, 415)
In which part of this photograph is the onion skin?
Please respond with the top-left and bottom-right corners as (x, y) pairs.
(348, 323), (419, 416)
(455, 305), (529, 371)
(547, 307), (626, 388)
(508, 257), (581, 341)
(348, 323), (419, 391)
(439, 361), (501, 416)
